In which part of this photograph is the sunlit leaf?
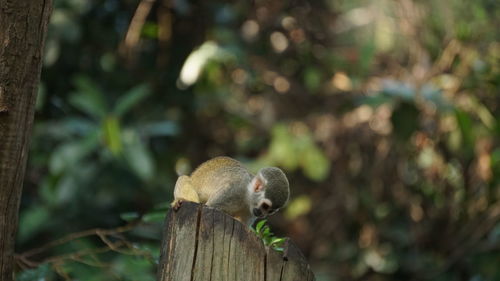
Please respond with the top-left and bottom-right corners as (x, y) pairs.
(255, 219), (267, 233)
(178, 41), (224, 88)
(263, 226), (271, 236)
(102, 116), (123, 155)
(302, 146), (330, 181)
(269, 237), (286, 246)
(273, 247), (284, 252)
(141, 22), (159, 39)
(269, 124), (299, 170)
(285, 195), (312, 220)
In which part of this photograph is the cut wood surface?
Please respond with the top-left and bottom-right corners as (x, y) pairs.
(157, 202), (315, 281)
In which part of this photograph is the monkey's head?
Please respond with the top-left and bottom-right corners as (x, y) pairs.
(248, 167), (290, 218)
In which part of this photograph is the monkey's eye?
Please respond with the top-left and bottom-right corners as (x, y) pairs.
(261, 203), (270, 210)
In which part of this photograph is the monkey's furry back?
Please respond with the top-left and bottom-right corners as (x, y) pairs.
(189, 156), (253, 202)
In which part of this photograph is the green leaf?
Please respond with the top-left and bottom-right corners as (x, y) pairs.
(141, 22), (159, 39)
(49, 143), (86, 174)
(455, 110), (475, 154)
(55, 173), (79, 203)
(142, 211), (166, 222)
(43, 118), (98, 139)
(36, 82), (46, 111)
(111, 255), (156, 281)
(121, 212), (140, 221)
(255, 219), (267, 233)
(269, 124), (299, 170)
(302, 145), (330, 181)
(491, 148), (500, 170)
(49, 132), (100, 174)
(113, 84), (151, 117)
(123, 130), (155, 181)
(102, 116), (123, 155)
(70, 75), (107, 119)
(55, 164), (97, 204)
(154, 201), (172, 211)
(284, 195), (312, 219)
(262, 226), (272, 237)
(18, 205), (50, 243)
(269, 237), (286, 246)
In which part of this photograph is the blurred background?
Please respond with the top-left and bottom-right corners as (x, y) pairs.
(16, 0), (500, 280)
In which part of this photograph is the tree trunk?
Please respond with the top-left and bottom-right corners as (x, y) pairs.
(0, 1), (52, 280)
(157, 202), (315, 281)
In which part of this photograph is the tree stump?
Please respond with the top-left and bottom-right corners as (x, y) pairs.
(157, 202), (315, 281)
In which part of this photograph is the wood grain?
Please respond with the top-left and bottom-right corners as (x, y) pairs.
(0, 1), (52, 280)
(158, 202), (315, 281)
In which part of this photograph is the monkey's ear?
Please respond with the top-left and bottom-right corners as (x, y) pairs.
(252, 175), (265, 192)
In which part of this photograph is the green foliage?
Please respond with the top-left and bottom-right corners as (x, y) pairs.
(70, 75), (108, 119)
(16, 264), (53, 281)
(17, 205), (51, 243)
(17, 0), (500, 280)
(259, 123), (330, 181)
(253, 220), (286, 252)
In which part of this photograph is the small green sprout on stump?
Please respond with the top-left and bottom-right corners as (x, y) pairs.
(253, 220), (286, 252)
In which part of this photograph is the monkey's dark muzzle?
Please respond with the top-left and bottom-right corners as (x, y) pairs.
(253, 208), (263, 217)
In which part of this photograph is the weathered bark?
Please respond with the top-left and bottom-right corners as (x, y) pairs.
(157, 202), (315, 281)
(0, 1), (52, 280)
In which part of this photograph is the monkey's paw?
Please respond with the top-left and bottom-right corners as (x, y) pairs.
(172, 200), (183, 212)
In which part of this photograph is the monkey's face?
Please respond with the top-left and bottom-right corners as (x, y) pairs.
(249, 173), (280, 218)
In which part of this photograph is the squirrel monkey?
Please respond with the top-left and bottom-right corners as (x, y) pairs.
(172, 156), (290, 226)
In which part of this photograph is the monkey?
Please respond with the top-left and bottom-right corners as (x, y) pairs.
(171, 156), (290, 226)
